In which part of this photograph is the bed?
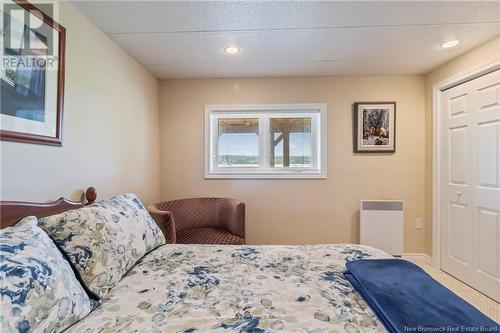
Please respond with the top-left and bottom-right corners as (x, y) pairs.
(0, 187), (390, 333)
(2, 188), (496, 333)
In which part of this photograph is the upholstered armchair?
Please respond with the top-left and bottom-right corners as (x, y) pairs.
(148, 198), (245, 245)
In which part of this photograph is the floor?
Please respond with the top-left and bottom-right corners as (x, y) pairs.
(415, 261), (499, 322)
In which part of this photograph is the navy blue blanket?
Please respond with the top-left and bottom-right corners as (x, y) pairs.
(344, 259), (499, 333)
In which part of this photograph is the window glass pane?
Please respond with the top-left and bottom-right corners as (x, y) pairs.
(270, 118), (312, 168)
(218, 118), (259, 167)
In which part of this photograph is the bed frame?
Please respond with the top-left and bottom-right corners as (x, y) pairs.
(0, 187), (97, 228)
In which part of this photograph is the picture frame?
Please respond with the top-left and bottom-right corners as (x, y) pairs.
(353, 102), (396, 153)
(1, 0), (66, 146)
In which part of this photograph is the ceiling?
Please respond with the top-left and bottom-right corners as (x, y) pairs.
(70, 1), (500, 80)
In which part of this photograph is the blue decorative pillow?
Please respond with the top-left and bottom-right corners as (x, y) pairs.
(38, 193), (166, 298)
(0, 216), (93, 333)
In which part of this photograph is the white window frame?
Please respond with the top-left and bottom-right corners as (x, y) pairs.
(205, 103), (327, 179)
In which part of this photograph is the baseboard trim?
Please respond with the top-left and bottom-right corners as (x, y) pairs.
(402, 253), (432, 265)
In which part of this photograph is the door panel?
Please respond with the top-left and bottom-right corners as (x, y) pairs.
(450, 93), (468, 117)
(478, 83), (499, 110)
(441, 69), (500, 302)
(477, 121), (499, 187)
(477, 208), (498, 279)
(449, 126), (468, 185)
(449, 202), (469, 264)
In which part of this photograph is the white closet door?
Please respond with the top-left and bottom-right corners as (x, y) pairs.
(441, 69), (500, 302)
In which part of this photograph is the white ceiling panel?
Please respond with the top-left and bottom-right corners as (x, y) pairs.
(71, 1), (199, 33)
(147, 59), (424, 80)
(110, 32), (209, 65)
(191, 1), (500, 31)
(202, 24), (500, 65)
(72, 1), (500, 33)
(70, 1), (500, 79)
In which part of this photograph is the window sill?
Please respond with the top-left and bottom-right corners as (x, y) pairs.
(204, 170), (327, 179)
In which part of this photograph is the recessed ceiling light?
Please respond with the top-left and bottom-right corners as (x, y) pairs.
(441, 40), (460, 49)
(224, 45), (240, 55)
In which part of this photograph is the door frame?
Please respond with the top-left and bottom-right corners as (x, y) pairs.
(432, 59), (500, 268)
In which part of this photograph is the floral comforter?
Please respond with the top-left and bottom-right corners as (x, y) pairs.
(65, 244), (390, 333)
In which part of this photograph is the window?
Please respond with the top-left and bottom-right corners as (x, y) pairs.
(205, 104), (327, 179)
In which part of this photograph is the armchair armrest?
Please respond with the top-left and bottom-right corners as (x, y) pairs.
(147, 205), (176, 244)
(219, 200), (245, 239)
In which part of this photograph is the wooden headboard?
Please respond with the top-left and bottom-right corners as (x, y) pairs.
(0, 187), (97, 228)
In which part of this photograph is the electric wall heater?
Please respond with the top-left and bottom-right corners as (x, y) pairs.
(360, 200), (404, 256)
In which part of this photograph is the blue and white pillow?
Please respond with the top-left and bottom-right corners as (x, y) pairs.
(0, 216), (93, 333)
(38, 193), (166, 298)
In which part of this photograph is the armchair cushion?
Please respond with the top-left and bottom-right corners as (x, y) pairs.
(176, 227), (244, 245)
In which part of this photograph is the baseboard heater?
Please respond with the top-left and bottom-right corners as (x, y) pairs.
(360, 200), (404, 256)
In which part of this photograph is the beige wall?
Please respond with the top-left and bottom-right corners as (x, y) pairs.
(423, 37), (500, 256)
(0, 3), (161, 205)
(159, 76), (426, 252)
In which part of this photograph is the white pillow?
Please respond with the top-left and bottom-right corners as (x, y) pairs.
(0, 216), (94, 333)
(38, 193), (166, 298)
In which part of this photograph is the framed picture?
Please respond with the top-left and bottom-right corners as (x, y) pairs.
(354, 102), (396, 153)
(1, 0), (66, 145)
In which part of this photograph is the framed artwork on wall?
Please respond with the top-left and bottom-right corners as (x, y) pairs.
(1, 0), (66, 145)
(353, 102), (396, 153)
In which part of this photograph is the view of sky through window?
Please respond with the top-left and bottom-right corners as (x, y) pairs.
(218, 118), (259, 167)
